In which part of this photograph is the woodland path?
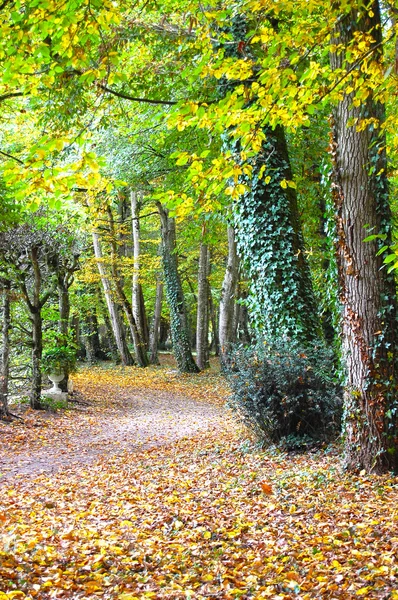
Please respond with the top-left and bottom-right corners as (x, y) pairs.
(0, 367), (230, 482)
(1, 366), (398, 600)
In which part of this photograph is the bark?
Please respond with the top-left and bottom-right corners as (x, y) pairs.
(150, 278), (163, 365)
(58, 281), (70, 338)
(0, 280), (11, 418)
(219, 227), (239, 363)
(97, 289), (120, 362)
(131, 191), (150, 350)
(83, 313), (101, 364)
(209, 287), (220, 356)
(106, 206), (149, 367)
(196, 237), (210, 370)
(92, 231), (134, 366)
(331, 0), (398, 472)
(30, 247), (43, 409)
(157, 203), (199, 373)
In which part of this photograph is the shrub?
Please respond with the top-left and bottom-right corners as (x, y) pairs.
(42, 345), (77, 376)
(225, 340), (342, 447)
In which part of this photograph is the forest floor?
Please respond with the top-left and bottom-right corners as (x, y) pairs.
(0, 360), (398, 600)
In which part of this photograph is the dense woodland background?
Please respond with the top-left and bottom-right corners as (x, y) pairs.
(1, 0), (398, 474)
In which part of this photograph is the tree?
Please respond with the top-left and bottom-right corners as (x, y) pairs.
(157, 204), (199, 373)
(330, 0), (398, 472)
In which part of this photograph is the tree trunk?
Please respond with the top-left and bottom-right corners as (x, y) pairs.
(92, 232), (134, 366)
(233, 124), (321, 343)
(219, 226), (239, 363)
(221, 16), (320, 344)
(209, 287), (220, 356)
(131, 191), (150, 350)
(58, 280), (70, 338)
(331, 0), (398, 473)
(196, 237), (210, 370)
(83, 313), (101, 364)
(31, 309), (42, 410)
(157, 203), (199, 373)
(106, 206), (149, 367)
(97, 290), (120, 362)
(0, 280), (11, 418)
(30, 247), (43, 409)
(58, 279), (71, 392)
(150, 278), (163, 365)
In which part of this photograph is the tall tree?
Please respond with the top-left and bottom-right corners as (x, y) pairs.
(157, 204), (199, 373)
(331, 0), (398, 472)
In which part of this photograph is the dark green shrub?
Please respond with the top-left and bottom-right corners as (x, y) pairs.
(225, 340), (342, 447)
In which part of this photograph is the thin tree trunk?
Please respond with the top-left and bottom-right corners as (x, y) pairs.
(157, 203), (199, 373)
(150, 278), (163, 365)
(92, 232), (134, 366)
(106, 206), (149, 367)
(219, 226), (239, 363)
(209, 287), (220, 356)
(58, 279), (71, 392)
(331, 0), (398, 473)
(97, 289), (119, 362)
(58, 281), (70, 338)
(196, 236), (210, 370)
(0, 280), (11, 418)
(131, 191), (150, 350)
(30, 247), (43, 409)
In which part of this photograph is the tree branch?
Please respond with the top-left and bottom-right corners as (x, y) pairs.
(0, 91), (24, 103)
(0, 150), (24, 165)
(98, 84), (178, 105)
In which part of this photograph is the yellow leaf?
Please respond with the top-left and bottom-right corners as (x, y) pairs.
(356, 588), (371, 596)
(280, 179), (288, 189)
(118, 595), (140, 600)
(289, 504), (297, 514)
(203, 531), (212, 539)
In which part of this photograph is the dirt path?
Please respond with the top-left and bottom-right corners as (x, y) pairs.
(0, 379), (230, 482)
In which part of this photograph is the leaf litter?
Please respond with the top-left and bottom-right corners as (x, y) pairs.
(1, 365), (397, 599)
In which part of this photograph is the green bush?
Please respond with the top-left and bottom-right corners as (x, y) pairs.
(42, 345), (77, 375)
(225, 340), (342, 447)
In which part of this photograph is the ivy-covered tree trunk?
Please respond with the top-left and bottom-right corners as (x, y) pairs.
(331, 0), (398, 473)
(222, 17), (320, 345)
(233, 125), (320, 343)
(92, 232), (134, 366)
(196, 238), (210, 370)
(149, 278), (163, 365)
(157, 203), (199, 373)
(0, 279), (11, 419)
(219, 226), (239, 363)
